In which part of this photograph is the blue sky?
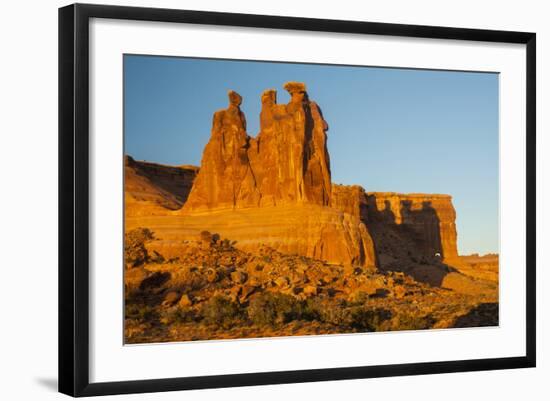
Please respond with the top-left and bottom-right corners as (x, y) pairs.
(124, 55), (499, 255)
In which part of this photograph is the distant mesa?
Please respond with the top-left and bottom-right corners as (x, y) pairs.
(125, 82), (459, 268)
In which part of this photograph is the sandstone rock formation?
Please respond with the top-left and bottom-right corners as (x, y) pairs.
(331, 184), (368, 220)
(182, 90), (260, 211)
(247, 83), (332, 207)
(330, 185), (458, 263)
(178, 83), (373, 267)
(125, 155), (198, 217)
(365, 192), (458, 262)
(134, 205), (375, 268)
(124, 83), (498, 344)
(184, 83), (331, 211)
(126, 82), (461, 269)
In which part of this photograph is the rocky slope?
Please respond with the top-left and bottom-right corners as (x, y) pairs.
(124, 228), (498, 343)
(125, 155), (198, 217)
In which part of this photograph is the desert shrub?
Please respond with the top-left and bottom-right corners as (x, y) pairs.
(393, 313), (435, 331)
(177, 270), (208, 292)
(348, 290), (370, 305)
(301, 297), (322, 321)
(303, 299), (392, 331)
(453, 302), (498, 328)
(247, 292), (302, 326)
(254, 264), (264, 271)
(303, 298), (352, 326)
(163, 307), (198, 325)
(349, 308), (392, 332)
(200, 295), (243, 328)
(219, 238), (232, 251)
(200, 230), (213, 243)
(139, 271), (171, 291)
(149, 250), (165, 264)
(125, 228), (155, 267)
(125, 303), (159, 323)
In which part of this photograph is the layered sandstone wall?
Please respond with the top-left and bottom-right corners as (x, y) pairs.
(365, 192), (458, 261)
(133, 205), (375, 268)
(331, 184), (368, 220)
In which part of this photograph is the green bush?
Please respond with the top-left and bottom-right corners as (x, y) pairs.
(125, 303), (159, 322)
(393, 313), (435, 331)
(349, 308), (392, 332)
(248, 292), (302, 326)
(303, 298), (352, 326)
(200, 295), (242, 328)
(164, 307), (198, 325)
(125, 228), (155, 267)
(303, 298), (392, 331)
(218, 238), (233, 250)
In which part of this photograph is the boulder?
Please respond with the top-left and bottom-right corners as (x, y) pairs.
(230, 271), (248, 284)
(178, 293), (193, 307)
(239, 285), (257, 303)
(303, 285), (318, 297)
(205, 268), (218, 283)
(162, 291), (180, 307)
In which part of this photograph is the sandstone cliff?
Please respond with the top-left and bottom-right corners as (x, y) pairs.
(365, 192), (458, 262)
(131, 205), (375, 268)
(330, 185), (458, 264)
(179, 83), (373, 267)
(125, 155), (198, 217)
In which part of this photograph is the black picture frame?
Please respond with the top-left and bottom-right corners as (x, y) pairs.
(58, 3), (536, 397)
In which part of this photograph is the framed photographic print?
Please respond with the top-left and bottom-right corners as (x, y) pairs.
(58, 3), (536, 397)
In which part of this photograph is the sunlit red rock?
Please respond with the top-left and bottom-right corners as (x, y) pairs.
(180, 83), (373, 266)
(126, 82), (460, 268)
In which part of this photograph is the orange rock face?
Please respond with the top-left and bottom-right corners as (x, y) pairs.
(365, 192), (458, 262)
(132, 205), (375, 268)
(329, 185), (459, 264)
(331, 184), (368, 219)
(184, 83), (331, 211)
(125, 156), (198, 217)
(179, 83), (373, 266)
(182, 90), (260, 211)
(248, 83), (332, 207)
